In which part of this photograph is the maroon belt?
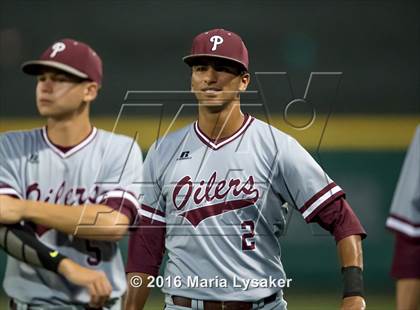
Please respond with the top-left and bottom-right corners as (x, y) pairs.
(172, 293), (277, 310)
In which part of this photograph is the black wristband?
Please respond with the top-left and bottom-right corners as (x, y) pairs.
(2, 224), (67, 273)
(37, 246), (67, 273)
(342, 266), (364, 298)
(18, 224), (67, 273)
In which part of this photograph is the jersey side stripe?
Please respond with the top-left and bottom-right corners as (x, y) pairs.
(97, 190), (139, 209)
(302, 185), (344, 219)
(386, 217), (420, 237)
(141, 204), (166, 217)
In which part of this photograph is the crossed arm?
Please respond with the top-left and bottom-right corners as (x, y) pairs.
(0, 195), (130, 241)
(0, 223), (112, 307)
(0, 194), (132, 306)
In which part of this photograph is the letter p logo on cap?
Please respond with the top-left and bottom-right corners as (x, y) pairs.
(210, 35), (224, 51)
(50, 42), (66, 58)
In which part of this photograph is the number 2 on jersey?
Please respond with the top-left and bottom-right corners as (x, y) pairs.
(241, 220), (256, 251)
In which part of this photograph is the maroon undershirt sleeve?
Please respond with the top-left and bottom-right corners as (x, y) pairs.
(311, 196), (367, 243)
(390, 232), (420, 279)
(126, 216), (166, 276)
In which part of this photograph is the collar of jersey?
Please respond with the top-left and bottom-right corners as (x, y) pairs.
(194, 114), (254, 150)
(41, 126), (98, 158)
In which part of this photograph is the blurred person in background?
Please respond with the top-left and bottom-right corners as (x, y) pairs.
(386, 125), (420, 310)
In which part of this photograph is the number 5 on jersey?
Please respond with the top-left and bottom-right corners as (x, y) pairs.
(86, 240), (102, 266)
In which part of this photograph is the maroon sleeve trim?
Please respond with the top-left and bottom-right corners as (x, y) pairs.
(387, 227), (420, 240)
(302, 182), (338, 212)
(141, 204), (166, 217)
(303, 191), (346, 223)
(388, 213), (420, 227)
(299, 181), (346, 222)
(386, 214), (420, 239)
(0, 183), (22, 199)
(1, 194), (20, 199)
(99, 197), (138, 225)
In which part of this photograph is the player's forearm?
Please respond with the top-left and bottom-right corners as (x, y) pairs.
(125, 273), (152, 310)
(0, 224), (67, 272)
(57, 258), (78, 277)
(337, 235), (365, 309)
(337, 235), (363, 268)
(22, 200), (129, 241)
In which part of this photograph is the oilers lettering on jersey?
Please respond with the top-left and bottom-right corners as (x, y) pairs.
(26, 182), (100, 205)
(173, 172), (259, 227)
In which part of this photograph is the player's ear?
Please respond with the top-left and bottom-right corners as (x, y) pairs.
(190, 68), (195, 92)
(239, 72), (250, 92)
(83, 82), (99, 102)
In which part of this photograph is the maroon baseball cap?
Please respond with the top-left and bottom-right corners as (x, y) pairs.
(21, 38), (103, 85)
(183, 28), (249, 72)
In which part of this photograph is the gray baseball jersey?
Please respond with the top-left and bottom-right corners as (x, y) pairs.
(137, 115), (344, 301)
(386, 125), (420, 237)
(0, 126), (142, 305)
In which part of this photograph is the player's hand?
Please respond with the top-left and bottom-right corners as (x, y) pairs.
(58, 258), (112, 308)
(0, 195), (25, 224)
(341, 296), (366, 310)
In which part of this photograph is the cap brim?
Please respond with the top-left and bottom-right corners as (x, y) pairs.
(183, 54), (248, 71)
(21, 60), (89, 79)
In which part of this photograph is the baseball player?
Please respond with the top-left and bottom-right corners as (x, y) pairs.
(125, 29), (367, 310)
(0, 38), (143, 309)
(386, 125), (420, 310)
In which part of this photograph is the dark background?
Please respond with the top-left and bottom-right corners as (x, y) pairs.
(0, 0), (419, 116)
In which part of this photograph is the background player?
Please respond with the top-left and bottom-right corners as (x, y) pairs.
(386, 125), (420, 310)
(125, 29), (366, 309)
(0, 38), (143, 309)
